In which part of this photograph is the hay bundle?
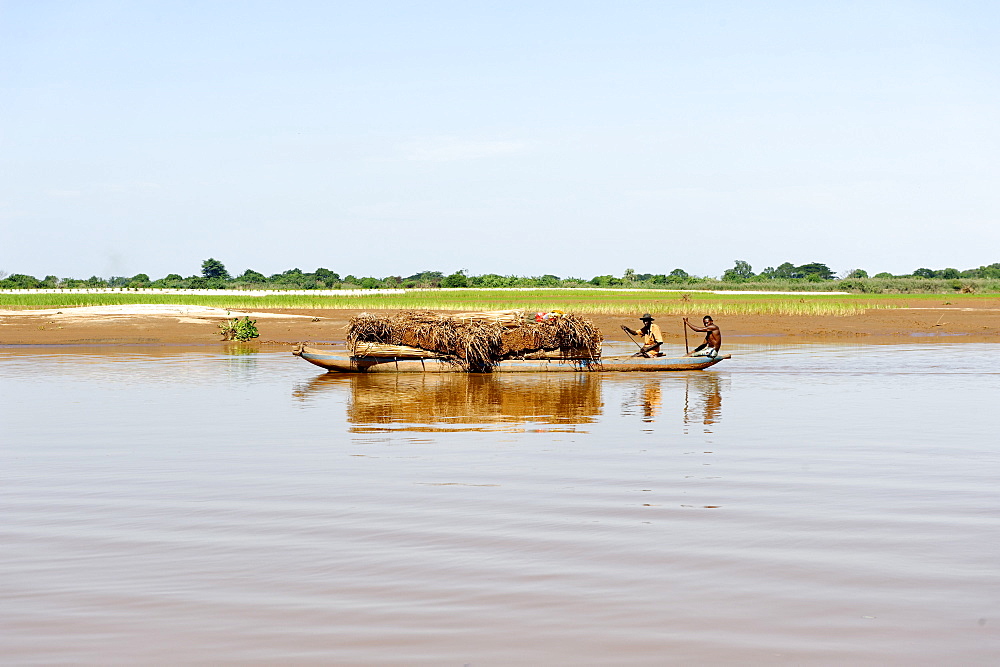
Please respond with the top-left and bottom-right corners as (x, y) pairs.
(501, 314), (603, 360)
(553, 314), (602, 354)
(450, 310), (524, 327)
(349, 311), (453, 353)
(499, 325), (552, 354)
(347, 310), (602, 369)
(348, 311), (504, 370)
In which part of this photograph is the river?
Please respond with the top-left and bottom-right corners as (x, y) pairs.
(1, 343), (998, 665)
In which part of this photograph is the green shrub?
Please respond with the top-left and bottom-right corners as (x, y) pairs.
(219, 316), (259, 341)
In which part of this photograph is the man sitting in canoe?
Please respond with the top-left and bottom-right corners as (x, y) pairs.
(622, 313), (664, 357)
(684, 315), (722, 358)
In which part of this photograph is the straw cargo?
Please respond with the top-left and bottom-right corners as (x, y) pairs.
(346, 310), (603, 371)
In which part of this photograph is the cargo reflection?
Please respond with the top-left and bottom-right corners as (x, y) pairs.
(294, 370), (724, 431)
(294, 372), (603, 432)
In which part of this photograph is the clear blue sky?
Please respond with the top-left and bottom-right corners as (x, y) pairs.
(2, 1), (998, 280)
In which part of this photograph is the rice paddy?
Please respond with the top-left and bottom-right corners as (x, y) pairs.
(0, 288), (932, 317)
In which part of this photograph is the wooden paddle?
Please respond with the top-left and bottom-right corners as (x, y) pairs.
(621, 326), (648, 357)
(683, 319), (690, 354)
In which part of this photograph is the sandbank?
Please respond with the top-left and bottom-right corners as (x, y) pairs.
(2, 302), (999, 347)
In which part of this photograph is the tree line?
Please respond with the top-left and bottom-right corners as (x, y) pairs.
(3, 258), (1000, 290)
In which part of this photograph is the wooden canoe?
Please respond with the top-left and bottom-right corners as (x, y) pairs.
(292, 345), (729, 373)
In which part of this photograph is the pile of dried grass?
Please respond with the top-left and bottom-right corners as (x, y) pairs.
(499, 314), (602, 360)
(450, 310), (524, 327)
(347, 310), (602, 370)
(348, 311), (503, 370)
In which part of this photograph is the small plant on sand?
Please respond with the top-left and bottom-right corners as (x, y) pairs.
(219, 316), (259, 341)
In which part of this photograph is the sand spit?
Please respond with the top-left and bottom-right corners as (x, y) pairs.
(1, 303), (999, 346)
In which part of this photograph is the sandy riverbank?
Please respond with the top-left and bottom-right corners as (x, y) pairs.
(2, 302), (1000, 347)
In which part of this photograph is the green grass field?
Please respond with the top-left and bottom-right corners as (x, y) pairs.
(0, 289), (959, 316)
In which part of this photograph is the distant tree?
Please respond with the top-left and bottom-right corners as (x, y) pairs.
(623, 268), (636, 283)
(940, 268), (960, 279)
(128, 273), (150, 288)
(237, 269), (267, 283)
(511, 276), (540, 287)
(107, 276), (129, 287)
(795, 262), (834, 280)
(201, 258), (230, 280)
(476, 273), (513, 288)
(151, 273), (186, 288)
(86, 275), (108, 287)
(722, 259), (755, 282)
(873, 272), (894, 279)
(406, 270), (443, 287)
(406, 270), (443, 281)
(270, 268), (308, 287)
(314, 268), (341, 287)
(667, 268), (690, 282)
(912, 268), (935, 278)
(589, 274), (621, 286)
(441, 270), (469, 288)
(977, 263), (1000, 279)
(760, 262), (797, 279)
(535, 274), (560, 287)
(360, 277), (380, 289)
(776, 262), (797, 278)
(846, 269), (869, 279)
(42, 275), (60, 288)
(1, 273), (42, 289)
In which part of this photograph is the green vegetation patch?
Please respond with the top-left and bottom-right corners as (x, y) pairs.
(5, 257), (1000, 294)
(0, 289), (924, 317)
(219, 316), (260, 342)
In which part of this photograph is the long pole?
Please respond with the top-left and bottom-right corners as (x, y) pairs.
(683, 320), (689, 355)
(624, 330), (644, 353)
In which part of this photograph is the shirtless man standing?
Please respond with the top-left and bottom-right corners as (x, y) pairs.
(684, 315), (722, 357)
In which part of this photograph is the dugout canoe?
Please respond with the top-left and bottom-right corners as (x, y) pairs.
(292, 345), (729, 373)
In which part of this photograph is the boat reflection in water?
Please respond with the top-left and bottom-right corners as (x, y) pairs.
(682, 372), (723, 429)
(295, 370), (726, 433)
(623, 373), (724, 428)
(294, 372), (603, 432)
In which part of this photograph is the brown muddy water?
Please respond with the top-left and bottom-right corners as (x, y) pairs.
(1, 343), (998, 666)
